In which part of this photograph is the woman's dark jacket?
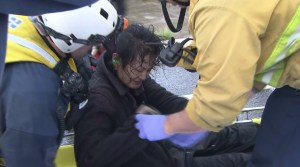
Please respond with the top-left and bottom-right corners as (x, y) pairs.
(74, 53), (188, 167)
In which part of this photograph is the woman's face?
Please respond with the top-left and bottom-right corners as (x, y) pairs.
(115, 55), (154, 89)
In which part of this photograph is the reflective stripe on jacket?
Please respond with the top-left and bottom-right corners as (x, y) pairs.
(255, 6), (300, 87)
(6, 15), (76, 71)
(179, 0), (300, 131)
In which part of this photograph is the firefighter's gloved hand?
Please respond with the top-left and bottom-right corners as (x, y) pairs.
(169, 131), (209, 148)
(135, 114), (173, 141)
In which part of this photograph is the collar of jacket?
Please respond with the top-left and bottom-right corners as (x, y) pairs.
(96, 53), (145, 97)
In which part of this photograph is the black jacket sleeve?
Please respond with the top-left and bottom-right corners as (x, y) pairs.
(74, 93), (149, 167)
(143, 78), (188, 114)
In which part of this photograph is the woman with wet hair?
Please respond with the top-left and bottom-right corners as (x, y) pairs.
(74, 23), (186, 167)
(74, 23), (257, 167)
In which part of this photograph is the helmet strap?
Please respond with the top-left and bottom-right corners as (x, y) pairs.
(31, 17), (72, 45)
(38, 32), (65, 59)
(172, 0), (190, 6)
(160, 0), (187, 32)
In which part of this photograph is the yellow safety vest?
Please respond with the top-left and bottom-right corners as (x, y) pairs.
(6, 15), (77, 71)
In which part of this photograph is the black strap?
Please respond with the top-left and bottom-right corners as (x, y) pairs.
(184, 150), (195, 167)
(160, 0), (186, 32)
(65, 101), (85, 130)
(172, 0), (190, 6)
(159, 37), (193, 67)
(53, 58), (69, 76)
(56, 90), (67, 144)
(53, 57), (89, 130)
(181, 47), (197, 64)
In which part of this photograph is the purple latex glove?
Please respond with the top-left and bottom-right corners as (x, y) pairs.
(135, 114), (173, 141)
(169, 131), (209, 148)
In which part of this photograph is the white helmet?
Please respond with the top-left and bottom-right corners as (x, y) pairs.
(40, 0), (118, 53)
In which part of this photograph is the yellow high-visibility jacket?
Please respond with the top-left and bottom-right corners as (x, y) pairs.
(178, 0), (300, 131)
(6, 15), (76, 71)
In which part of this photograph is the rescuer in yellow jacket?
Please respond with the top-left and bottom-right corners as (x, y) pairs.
(134, 0), (300, 166)
(0, 0), (98, 88)
(0, 1), (118, 167)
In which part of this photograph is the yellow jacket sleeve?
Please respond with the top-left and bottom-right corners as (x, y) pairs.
(183, 0), (300, 131)
(186, 5), (262, 131)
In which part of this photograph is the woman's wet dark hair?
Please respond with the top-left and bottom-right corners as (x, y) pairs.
(115, 23), (163, 69)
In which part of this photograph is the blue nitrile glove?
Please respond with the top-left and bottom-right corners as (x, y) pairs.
(135, 114), (173, 141)
(169, 131), (209, 148)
